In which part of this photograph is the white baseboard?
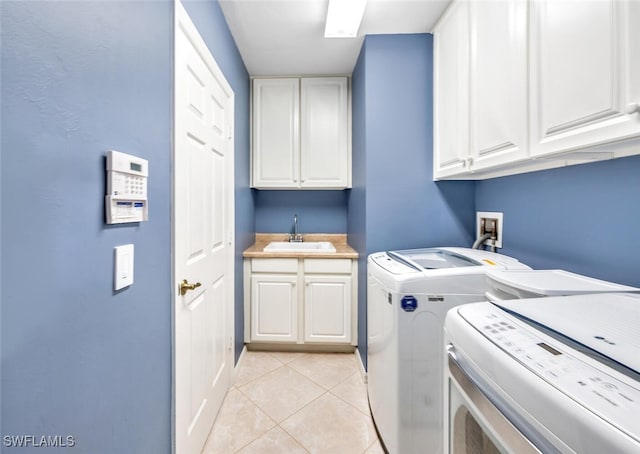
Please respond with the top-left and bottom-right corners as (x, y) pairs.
(355, 347), (367, 384)
(232, 345), (248, 385)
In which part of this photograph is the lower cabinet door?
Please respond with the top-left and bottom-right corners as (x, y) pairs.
(304, 275), (352, 344)
(251, 275), (298, 342)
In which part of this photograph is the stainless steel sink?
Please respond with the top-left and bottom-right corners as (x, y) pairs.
(263, 241), (336, 253)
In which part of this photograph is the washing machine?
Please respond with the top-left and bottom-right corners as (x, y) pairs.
(485, 268), (638, 302)
(367, 247), (531, 454)
(444, 293), (640, 453)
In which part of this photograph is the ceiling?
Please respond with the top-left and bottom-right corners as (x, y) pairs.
(219, 0), (451, 76)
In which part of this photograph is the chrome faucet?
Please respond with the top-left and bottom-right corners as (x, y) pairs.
(289, 213), (303, 242)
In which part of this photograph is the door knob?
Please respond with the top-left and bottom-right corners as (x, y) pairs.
(626, 102), (639, 115)
(180, 279), (202, 296)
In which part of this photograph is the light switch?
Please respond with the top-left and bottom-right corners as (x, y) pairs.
(114, 244), (134, 290)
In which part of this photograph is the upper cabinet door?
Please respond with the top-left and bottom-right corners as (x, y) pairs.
(530, 0), (640, 157)
(469, 0), (528, 171)
(252, 78), (300, 188)
(631, 1), (640, 121)
(433, 1), (470, 179)
(300, 77), (350, 188)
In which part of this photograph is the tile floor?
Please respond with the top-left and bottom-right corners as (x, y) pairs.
(201, 350), (384, 454)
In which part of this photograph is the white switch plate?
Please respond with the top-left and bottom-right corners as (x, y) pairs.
(114, 244), (134, 290)
(476, 211), (503, 249)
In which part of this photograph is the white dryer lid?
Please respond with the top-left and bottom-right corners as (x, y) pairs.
(497, 293), (640, 374)
(487, 269), (638, 296)
(389, 248), (478, 270)
(389, 247), (529, 271)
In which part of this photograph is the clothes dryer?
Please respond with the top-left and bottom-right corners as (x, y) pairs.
(367, 247), (530, 454)
(444, 293), (640, 453)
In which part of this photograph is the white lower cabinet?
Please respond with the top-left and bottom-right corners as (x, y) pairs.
(245, 257), (357, 347)
(304, 275), (351, 344)
(251, 274), (298, 342)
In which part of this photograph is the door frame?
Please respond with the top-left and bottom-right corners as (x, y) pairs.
(172, 1), (235, 452)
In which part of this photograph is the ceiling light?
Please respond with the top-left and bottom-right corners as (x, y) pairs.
(324, 0), (367, 38)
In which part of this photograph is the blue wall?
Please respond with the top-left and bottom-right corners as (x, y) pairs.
(1, 0), (250, 452)
(255, 191), (347, 233)
(181, 0), (252, 365)
(476, 155), (640, 287)
(349, 34), (475, 367)
(1, 1), (172, 452)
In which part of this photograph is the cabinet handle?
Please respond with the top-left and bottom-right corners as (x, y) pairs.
(626, 102), (639, 115)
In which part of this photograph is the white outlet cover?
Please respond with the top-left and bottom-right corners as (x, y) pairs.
(476, 211), (503, 249)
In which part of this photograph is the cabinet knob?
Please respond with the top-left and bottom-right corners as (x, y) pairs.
(626, 103), (639, 115)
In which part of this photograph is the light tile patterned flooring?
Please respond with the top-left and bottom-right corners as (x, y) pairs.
(201, 350), (384, 454)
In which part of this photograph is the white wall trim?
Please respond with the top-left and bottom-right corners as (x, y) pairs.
(233, 345), (249, 385)
(355, 347), (367, 384)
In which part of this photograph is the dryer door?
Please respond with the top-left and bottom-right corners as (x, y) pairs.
(445, 345), (561, 454)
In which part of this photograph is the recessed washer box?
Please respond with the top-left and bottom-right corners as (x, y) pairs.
(476, 211), (503, 249)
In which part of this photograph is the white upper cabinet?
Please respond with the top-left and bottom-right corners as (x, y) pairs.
(252, 77), (351, 189)
(433, 0), (470, 178)
(433, 0), (640, 180)
(301, 78), (349, 188)
(530, 0), (640, 157)
(469, 0), (528, 171)
(252, 78), (300, 188)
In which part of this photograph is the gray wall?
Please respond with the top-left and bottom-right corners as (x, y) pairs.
(476, 155), (640, 287)
(348, 34), (475, 368)
(1, 2), (173, 451)
(1, 0), (250, 451)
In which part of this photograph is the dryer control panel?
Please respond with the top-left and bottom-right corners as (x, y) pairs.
(369, 252), (419, 274)
(459, 304), (640, 443)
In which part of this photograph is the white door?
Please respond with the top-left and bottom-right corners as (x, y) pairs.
(530, 0), (640, 157)
(174, 2), (234, 453)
